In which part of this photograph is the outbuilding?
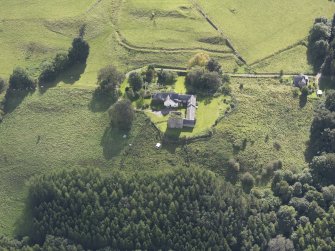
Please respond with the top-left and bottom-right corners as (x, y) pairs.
(293, 74), (309, 88)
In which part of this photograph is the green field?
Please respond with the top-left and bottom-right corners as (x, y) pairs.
(117, 0), (232, 52)
(251, 45), (314, 74)
(197, 0), (335, 64)
(186, 78), (315, 174)
(0, 88), (189, 235)
(0, 0), (327, 239)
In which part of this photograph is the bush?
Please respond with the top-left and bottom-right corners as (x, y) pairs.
(218, 83), (231, 95)
(157, 70), (178, 85)
(8, 67), (35, 90)
(108, 99), (135, 131)
(128, 72), (144, 91)
(222, 74), (231, 83)
(188, 52), (210, 68)
(241, 172), (255, 193)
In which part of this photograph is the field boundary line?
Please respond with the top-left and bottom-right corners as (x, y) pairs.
(250, 39), (307, 67)
(189, 0), (247, 65)
(115, 30), (234, 54)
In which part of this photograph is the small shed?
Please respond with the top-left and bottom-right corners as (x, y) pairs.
(317, 90), (323, 97)
(155, 143), (162, 149)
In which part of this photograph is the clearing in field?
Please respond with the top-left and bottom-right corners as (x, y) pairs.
(196, 0), (335, 63)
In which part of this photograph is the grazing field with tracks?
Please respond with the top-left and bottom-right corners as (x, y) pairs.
(197, 0), (335, 64)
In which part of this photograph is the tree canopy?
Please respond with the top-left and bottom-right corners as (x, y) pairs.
(8, 67), (35, 90)
(108, 99), (135, 131)
(97, 65), (125, 99)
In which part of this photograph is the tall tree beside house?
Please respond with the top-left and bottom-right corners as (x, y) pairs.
(108, 99), (134, 131)
(128, 72), (144, 91)
(144, 65), (156, 83)
(185, 66), (221, 94)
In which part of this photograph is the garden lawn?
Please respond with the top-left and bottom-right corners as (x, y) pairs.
(197, 0), (335, 63)
(148, 95), (230, 138)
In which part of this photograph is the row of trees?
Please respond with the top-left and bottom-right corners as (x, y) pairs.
(308, 14), (335, 77)
(0, 30), (90, 122)
(39, 36), (90, 85)
(309, 90), (335, 183)
(127, 66), (178, 101)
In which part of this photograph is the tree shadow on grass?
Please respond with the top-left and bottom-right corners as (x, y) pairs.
(299, 95), (307, 108)
(198, 95), (214, 105)
(89, 89), (116, 112)
(101, 126), (129, 160)
(4, 89), (35, 114)
(164, 126), (195, 140)
(39, 63), (86, 94)
(13, 196), (33, 240)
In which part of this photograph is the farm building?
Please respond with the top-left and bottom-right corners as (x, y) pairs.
(293, 74), (309, 88)
(152, 93), (197, 128)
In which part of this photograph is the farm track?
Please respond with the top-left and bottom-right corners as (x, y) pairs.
(114, 31), (234, 55)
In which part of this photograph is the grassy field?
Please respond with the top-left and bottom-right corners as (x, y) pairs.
(0, 0), (240, 86)
(186, 78), (315, 175)
(251, 45), (314, 74)
(0, 88), (189, 235)
(117, 0), (232, 52)
(197, 0), (335, 63)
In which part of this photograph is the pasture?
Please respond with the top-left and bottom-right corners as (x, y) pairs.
(186, 78), (315, 175)
(0, 88), (187, 235)
(197, 0), (335, 64)
(251, 45), (314, 74)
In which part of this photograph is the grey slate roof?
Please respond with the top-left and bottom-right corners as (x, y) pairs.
(152, 92), (197, 128)
(293, 75), (308, 88)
